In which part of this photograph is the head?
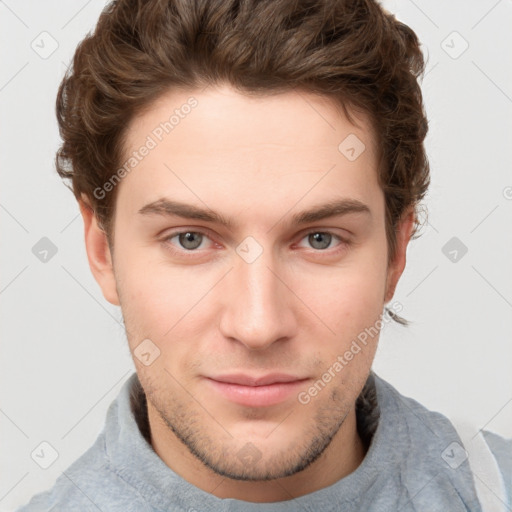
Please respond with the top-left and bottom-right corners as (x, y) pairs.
(56, 0), (429, 490)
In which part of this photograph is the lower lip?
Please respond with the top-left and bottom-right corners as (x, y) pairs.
(205, 378), (308, 407)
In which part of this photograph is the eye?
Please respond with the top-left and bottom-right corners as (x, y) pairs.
(161, 229), (349, 257)
(297, 231), (348, 252)
(164, 231), (211, 251)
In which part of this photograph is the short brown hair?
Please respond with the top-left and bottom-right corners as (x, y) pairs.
(56, 0), (430, 325)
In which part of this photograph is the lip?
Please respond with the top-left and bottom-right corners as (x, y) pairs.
(205, 374), (309, 407)
(208, 373), (307, 386)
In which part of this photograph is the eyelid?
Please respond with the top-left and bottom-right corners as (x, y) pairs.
(293, 230), (350, 253)
(161, 228), (218, 251)
(161, 227), (351, 254)
(294, 226), (352, 241)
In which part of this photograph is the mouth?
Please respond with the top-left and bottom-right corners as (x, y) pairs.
(205, 373), (310, 407)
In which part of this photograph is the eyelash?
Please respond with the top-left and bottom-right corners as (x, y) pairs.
(161, 229), (350, 257)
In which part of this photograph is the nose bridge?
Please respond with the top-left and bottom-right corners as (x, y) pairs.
(220, 237), (295, 350)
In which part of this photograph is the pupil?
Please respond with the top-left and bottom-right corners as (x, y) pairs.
(310, 232), (331, 249)
(180, 232), (201, 249)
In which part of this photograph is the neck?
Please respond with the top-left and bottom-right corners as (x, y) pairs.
(148, 402), (367, 502)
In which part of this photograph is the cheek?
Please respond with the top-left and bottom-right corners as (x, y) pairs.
(114, 221), (389, 348)
(116, 263), (206, 381)
(114, 246), (202, 339)
(288, 242), (389, 356)
(303, 274), (385, 340)
(302, 273), (385, 388)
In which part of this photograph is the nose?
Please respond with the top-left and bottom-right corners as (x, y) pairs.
(218, 244), (298, 351)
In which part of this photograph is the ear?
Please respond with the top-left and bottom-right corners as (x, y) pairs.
(384, 208), (416, 304)
(79, 195), (120, 306)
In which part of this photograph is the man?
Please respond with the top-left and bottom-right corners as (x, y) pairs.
(17, 0), (511, 510)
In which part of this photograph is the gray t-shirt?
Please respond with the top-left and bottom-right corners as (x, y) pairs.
(16, 372), (511, 511)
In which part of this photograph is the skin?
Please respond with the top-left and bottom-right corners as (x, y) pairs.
(80, 84), (414, 502)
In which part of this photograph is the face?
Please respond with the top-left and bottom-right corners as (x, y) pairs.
(82, 83), (412, 496)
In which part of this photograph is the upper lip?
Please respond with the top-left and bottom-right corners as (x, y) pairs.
(207, 373), (308, 387)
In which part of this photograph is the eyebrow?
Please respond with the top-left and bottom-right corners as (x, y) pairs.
(138, 197), (371, 228)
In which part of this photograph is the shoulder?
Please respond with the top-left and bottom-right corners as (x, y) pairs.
(372, 373), (463, 441)
(482, 430), (512, 508)
(372, 373), (512, 509)
(15, 435), (151, 511)
(483, 429), (512, 459)
(483, 429), (512, 479)
(15, 434), (103, 511)
(15, 374), (153, 512)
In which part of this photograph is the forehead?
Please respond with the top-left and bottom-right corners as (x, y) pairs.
(125, 84), (377, 157)
(116, 84), (382, 224)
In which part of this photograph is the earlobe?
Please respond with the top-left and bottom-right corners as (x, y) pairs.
(79, 196), (120, 306)
(384, 209), (416, 304)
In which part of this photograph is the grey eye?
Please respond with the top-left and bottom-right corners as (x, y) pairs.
(308, 232), (332, 250)
(178, 232), (203, 250)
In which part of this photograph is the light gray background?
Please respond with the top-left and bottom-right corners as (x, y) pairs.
(1, 0), (511, 510)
